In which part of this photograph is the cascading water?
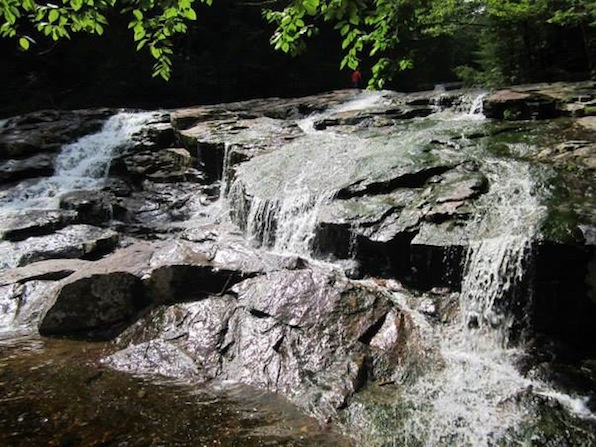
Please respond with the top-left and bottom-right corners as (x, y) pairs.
(228, 92), (393, 254)
(2, 90), (594, 446)
(395, 160), (542, 446)
(0, 111), (156, 210)
(347, 158), (594, 446)
(228, 90), (482, 255)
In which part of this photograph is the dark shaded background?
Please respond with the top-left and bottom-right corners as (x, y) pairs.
(1, 0), (593, 117)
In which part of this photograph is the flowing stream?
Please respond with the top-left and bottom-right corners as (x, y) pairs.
(0, 112), (156, 210)
(1, 92), (594, 446)
(228, 92), (595, 445)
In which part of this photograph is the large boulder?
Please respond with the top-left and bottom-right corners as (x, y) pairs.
(104, 265), (435, 424)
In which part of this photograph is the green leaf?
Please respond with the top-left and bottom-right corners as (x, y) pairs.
(133, 23), (145, 40)
(133, 9), (143, 21)
(186, 9), (197, 20)
(150, 46), (161, 58)
(19, 37), (30, 50)
(5, 10), (16, 25)
(48, 9), (59, 24)
(303, 0), (319, 16)
(399, 58), (413, 70)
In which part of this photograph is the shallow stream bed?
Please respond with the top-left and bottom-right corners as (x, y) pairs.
(0, 337), (350, 446)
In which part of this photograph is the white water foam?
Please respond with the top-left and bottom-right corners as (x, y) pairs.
(390, 160), (594, 446)
(0, 111), (157, 210)
(232, 90), (484, 255)
(297, 90), (389, 134)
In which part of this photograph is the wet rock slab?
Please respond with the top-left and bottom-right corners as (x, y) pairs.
(0, 224), (119, 270)
(105, 265), (434, 423)
(0, 153), (55, 184)
(0, 209), (78, 241)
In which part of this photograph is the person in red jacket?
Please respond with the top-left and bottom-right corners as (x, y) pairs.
(351, 68), (362, 88)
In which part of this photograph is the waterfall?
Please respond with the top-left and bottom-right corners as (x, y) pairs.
(218, 142), (233, 200)
(467, 93), (486, 116)
(345, 159), (595, 446)
(231, 187), (335, 253)
(0, 111), (157, 210)
(230, 91), (392, 254)
(378, 161), (538, 445)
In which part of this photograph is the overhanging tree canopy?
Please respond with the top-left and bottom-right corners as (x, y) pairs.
(1, 0), (594, 85)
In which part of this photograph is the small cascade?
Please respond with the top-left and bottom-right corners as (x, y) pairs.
(433, 92), (487, 121)
(459, 236), (530, 338)
(232, 92), (390, 254)
(229, 178), (335, 254)
(389, 237), (536, 446)
(0, 111), (157, 210)
(467, 92), (486, 116)
(297, 90), (389, 134)
(219, 142), (233, 199)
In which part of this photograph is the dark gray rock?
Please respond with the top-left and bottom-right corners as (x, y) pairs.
(0, 209), (78, 241)
(59, 190), (113, 224)
(0, 153), (55, 184)
(0, 109), (114, 159)
(0, 225), (119, 270)
(39, 271), (146, 338)
(121, 147), (195, 182)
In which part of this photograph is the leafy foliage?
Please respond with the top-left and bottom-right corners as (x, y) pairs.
(1, 0), (594, 85)
(0, 0), (211, 80)
(264, 0), (422, 89)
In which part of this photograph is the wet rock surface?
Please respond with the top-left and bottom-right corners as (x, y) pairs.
(0, 224), (119, 269)
(0, 82), (595, 445)
(106, 266), (434, 423)
(0, 209), (78, 241)
(0, 109), (115, 159)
